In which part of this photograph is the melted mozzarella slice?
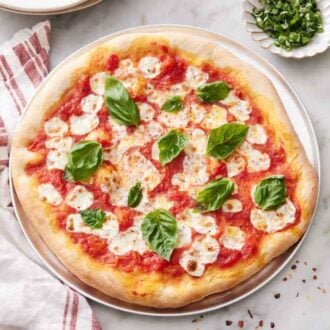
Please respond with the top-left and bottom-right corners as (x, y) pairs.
(222, 199), (243, 213)
(70, 113), (99, 135)
(46, 150), (68, 170)
(108, 218), (149, 255)
(176, 222), (192, 248)
(182, 209), (218, 235)
(114, 59), (136, 77)
(179, 251), (205, 277)
(66, 185), (94, 211)
(201, 105), (227, 129)
(220, 226), (246, 250)
(239, 142), (270, 173)
(185, 128), (207, 155)
(38, 183), (63, 206)
(250, 199), (296, 233)
(45, 136), (72, 151)
(94, 212), (120, 239)
(44, 117), (68, 137)
(247, 124), (267, 145)
(147, 88), (167, 107)
(138, 56), (162, 79)
(90, 72), (107, 95)
(185, 66), (209, 88)
(158, 107), (189, 128)
(192, 235), (220, 264)
(188, 103), (207, 124)
(137, 103), (155, 122)
(66, 213), (91, 233)
(81, 94), (104, 114)
(228, 100), (251, 122)
(109, 119), (127, 144)
(226, 152), (246, 177)
(170, 82), (191, 96)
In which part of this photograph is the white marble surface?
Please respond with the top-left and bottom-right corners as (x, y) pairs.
(0, 1), (329, 329)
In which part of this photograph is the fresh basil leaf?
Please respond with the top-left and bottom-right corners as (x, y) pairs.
(161, 96), (184, 113)
(141, 209), (178, 261)
(197, 178), (234, 212)
(206, 123), (249, 160)
(65, 140), (103, 182)
(127, 182), (143, 208)
(104, 75), (140, 126)
(254, 176), (286, 210)
(80, 209), (106, 229)
(158, 130), (188, 166)
(197, 81), (231, 103)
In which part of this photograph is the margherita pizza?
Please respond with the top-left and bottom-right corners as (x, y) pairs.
(11, 33), (318, 308)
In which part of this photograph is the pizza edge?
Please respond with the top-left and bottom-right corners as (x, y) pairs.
(11, 32), (318, 308)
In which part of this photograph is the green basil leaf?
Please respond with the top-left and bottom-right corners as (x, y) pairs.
(65, 140), (103, 182)
(206, 123), (249, 160)
(80, 209), (106, 229)
(197, 178), (234, 212)
(158, 130), (188, 166)
(254, 176), (286, 210)
(197, 81), (231, 103)
(141, 209), (178, 261)
(127, 182), (143, 208)
(104, 75), (140, 126)
(161, 96), (184, 113)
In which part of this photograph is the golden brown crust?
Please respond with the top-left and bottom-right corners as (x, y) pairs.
(11, 32), (318, 308)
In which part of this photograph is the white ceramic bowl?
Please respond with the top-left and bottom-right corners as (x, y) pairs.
(243, 0), (330, 58)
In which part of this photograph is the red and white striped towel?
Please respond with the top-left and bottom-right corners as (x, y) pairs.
(0, 21), (101, 330)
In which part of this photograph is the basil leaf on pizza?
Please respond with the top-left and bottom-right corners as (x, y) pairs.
(80, 209), (106, 229)
(197, 178), (234, 212)
(206, 123), (249, 160)
(161, 96), (184, 113)
(196, 81), (231, 103)
(65, 140), (103, 182)
(158, 130), (188, 166)
(104, 76), (140, 126)
(127, 182), (143, 208)
(254, 176), (286, 210)
(142, 209), (178, 261)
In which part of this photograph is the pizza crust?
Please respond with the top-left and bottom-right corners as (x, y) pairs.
(11, 32), (318, 308)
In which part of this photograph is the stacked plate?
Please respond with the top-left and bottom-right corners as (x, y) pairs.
(0, 0), (102, 15)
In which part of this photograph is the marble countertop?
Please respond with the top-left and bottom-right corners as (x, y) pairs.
(0, 0), (329, 329)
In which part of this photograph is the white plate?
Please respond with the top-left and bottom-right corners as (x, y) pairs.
(10, 25), (320, 317)
(0, 0), (89, 12)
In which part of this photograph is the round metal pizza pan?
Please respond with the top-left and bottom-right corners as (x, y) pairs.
(9, 25), (320, 317)
(0, 0), (102, 15)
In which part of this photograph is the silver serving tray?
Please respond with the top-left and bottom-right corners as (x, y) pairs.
(9, 25), (320, 317)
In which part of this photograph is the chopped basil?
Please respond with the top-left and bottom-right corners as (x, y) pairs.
(104, 75), (140, 126)
(127, 182), (143, 208)
(65, 140), (103, 182)
(254, 176), (286, 210)
(80, 209), (106, 229)
(157, 130), (188, 166)
(253, 0), (323, 51)
(197, 178), (234, 212)
(161, 96), (184, 113)
(206, 123), (249, 160)
(196, 81), (231, 103)
(141, 209), (178, 261)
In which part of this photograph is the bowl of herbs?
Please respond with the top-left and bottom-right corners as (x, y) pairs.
(243, 0), (330, 58)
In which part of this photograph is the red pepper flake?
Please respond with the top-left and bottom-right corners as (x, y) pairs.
(295, 260), (299, 264)
(259, 320), (264, 327)
(248, 309), (253, 319)
(225, 320), (233, 326)
(296, 292), (300, 297)
(313, 275), (318, 280)
(237, 320), (244, 328)
(304, 261), (308, 266)
(302, 279), (306, 283)
(291, 264), (297, 270)
(270, 322), (275, 328)
(282, 277), (288, 281)
(312, 267), (317, 272)
(274, 293), (281, 299)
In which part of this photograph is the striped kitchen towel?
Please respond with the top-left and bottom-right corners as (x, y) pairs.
(0, 21), (101, 330)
